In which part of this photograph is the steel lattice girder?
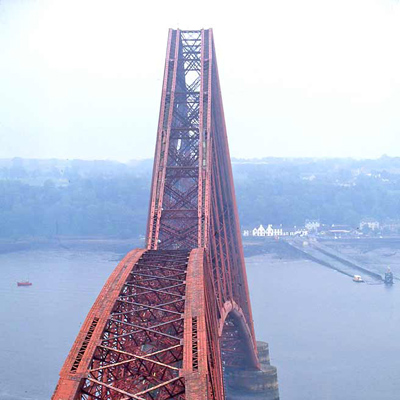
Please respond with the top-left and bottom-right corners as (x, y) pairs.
(52, 249), (224, 399)
(146, 27), (258, 369)
(53, 29), (259, 400)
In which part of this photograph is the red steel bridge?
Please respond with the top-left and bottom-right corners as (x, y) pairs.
(53, 29), (278, 400)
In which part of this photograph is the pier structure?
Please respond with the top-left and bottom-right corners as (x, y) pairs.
(287, 238), (385, 283)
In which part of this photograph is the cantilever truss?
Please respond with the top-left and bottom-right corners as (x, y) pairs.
(52, 29), (259, 400)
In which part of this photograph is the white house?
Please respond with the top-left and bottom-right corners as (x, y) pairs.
(252, 224), (283, 237)
(359, 219), (380, 231)
(253, 224), (266, 236)
(266, 224), (283, 237)
(305, 220), (320, 231)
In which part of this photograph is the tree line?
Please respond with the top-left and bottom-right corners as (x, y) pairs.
(1, 157), (400, 239)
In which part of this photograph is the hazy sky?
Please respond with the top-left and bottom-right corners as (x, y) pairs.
(0, 0), (399, 161)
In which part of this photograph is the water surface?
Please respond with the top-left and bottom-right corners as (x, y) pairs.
(0, 250), (118, 400)
(1, 249), (399, 399)
(247, 254), (400, 400)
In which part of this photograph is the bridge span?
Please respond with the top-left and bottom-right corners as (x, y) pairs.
(52, 29), (279, 400)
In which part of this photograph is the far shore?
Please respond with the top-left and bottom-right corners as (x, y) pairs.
(0, 236), (145, 254)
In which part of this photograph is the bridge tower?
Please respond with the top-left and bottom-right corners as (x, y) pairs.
(52, 29), (279, 400)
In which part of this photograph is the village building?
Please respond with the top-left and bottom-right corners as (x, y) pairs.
(381, 220), (400, 233)
(284, 227), (309, 237)
(252, 224), (283, 237)
(327, 224), (353, 237)
(250, 224), (302, 237)
(305, 220), (321, 231)
(359, 219), (380, 231)
(243, 223), (309, 237)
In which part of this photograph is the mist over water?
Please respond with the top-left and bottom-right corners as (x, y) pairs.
(1, 247), (400, 399)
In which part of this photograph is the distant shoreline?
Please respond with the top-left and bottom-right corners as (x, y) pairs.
(0, 236), (145, 254)
(0, 236), (299, 258)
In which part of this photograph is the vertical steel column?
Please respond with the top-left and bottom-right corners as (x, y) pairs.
(147, 29), (180, 249)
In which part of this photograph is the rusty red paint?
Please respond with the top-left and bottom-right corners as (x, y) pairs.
(53, 29), (259, 400)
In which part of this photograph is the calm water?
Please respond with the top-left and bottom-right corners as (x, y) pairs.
(247, 255), (400, 400)
(1, 249), (399, 399)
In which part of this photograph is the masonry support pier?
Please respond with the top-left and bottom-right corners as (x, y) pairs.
(225, 342), (280, 399)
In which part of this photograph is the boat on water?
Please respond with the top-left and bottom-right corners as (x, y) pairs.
(17, 281), (32, 287)
(353, 275), (364, 282)
(384, 267), (394, 285)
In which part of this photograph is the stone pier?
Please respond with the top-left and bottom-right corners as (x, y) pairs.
(225, 341), (279, 400)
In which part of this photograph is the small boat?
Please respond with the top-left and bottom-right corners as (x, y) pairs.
(17, 281), (32, 287)
(384, 267), (394, 285)
(353, 275), (364, 282)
